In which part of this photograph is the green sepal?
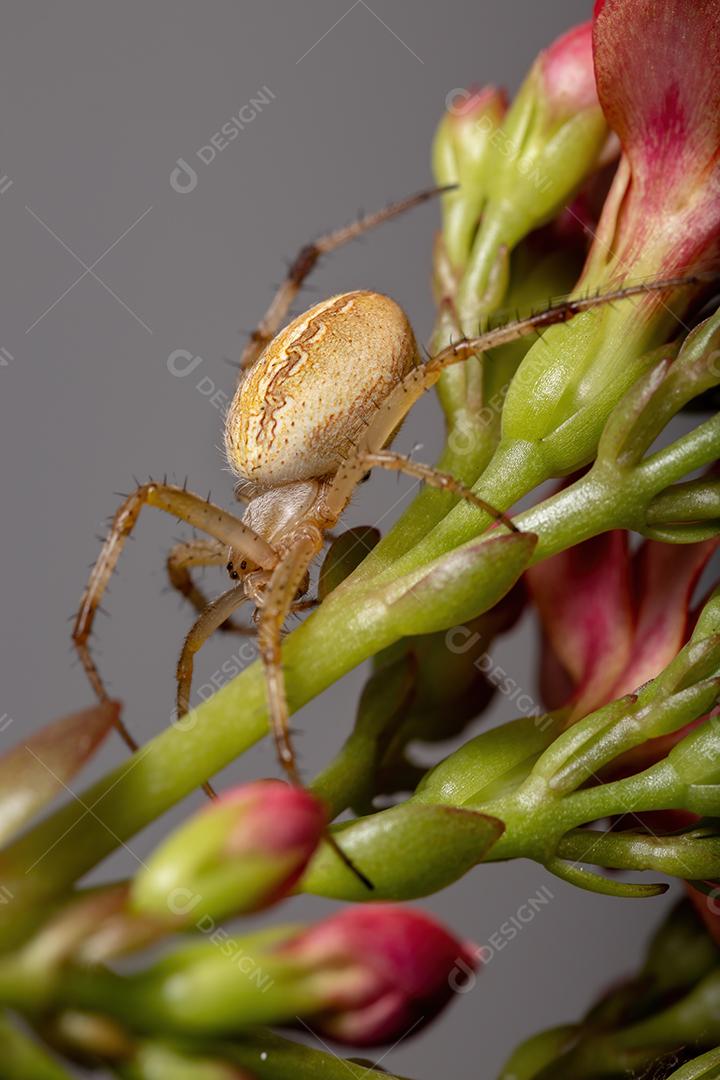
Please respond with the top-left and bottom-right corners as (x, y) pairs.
(318, 527), (380, 600)
(381, 530), (537, 638)
(302, 802), (504, 901)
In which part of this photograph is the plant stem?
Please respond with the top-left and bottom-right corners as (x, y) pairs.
(557, 828), (720, 879)
(356, 437), (548, 584)
(3, 417), (718, 928)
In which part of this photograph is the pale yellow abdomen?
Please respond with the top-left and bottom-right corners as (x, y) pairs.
(225, 291), (419, 489)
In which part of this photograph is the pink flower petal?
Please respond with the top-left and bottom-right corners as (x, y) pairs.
(608, 538), (719, 698)
(527, 531), (634, 718)
(592, 0), (720, 272)
(541, 21), (598, 117)
(283, 904), (477, 1046)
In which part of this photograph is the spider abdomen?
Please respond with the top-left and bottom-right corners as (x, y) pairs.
(225, 290), (419, 488)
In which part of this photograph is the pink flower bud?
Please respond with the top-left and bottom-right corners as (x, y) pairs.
(279, 904), (478, 1045)
(133, 780), (326, 921)
(445, 84), (507, 125)
(539, 21), (598, 119)
(219, 780), (326, 900)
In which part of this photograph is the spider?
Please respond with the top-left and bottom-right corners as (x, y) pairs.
(72, 185), (696, 869)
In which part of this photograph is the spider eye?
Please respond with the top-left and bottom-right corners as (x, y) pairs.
(240, 560), (248, 570)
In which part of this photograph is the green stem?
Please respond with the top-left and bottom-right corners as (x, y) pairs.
(4, 417), (718, 928)
(0, 1012), (74, 1080)
(478, 763), (683, 862)
(557, 828), (720, 879)
(357, 419), (495, 574)
(374, 411), (720, 579)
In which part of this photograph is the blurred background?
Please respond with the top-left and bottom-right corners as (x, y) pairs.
(0, 2), (679, 1076)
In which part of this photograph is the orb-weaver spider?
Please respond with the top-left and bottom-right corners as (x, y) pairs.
(72, 186), (695, 883)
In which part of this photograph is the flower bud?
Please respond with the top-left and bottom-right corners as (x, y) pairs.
(383, 531), (536, 639)
(498, 1025), (578, 1080)
(495, 19), (605, 221)
(638, 896), (720, 1000)
(110, 907), (476, 1047)
(279, 905), (478, 1045)
(432, 86), (507, 270)
(458, 21), (607, 318)
(132, 780), (326, 922)
(302, 802), (503, 901)
(501, 0), (720, 463)
(667, 1049), (720, 1080)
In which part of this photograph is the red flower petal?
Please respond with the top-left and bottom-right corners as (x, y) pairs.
(527, 531), (634, 718)
(592, 0), (720, 270)
(608, 537), (719, 699)
(283, 905), (477, 1046)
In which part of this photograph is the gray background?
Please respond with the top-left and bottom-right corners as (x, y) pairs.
(0, 2), (677, 1077)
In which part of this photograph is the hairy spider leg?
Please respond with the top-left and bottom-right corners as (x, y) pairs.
(238, 185), (452, 375)
(167, 538), (256, 634)
(73, 483), (277, 753)
(324, 273), (708, 515)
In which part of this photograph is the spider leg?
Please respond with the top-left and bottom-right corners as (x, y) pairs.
(167, 538), (254, 635)
(256, 527), (374, 890)
(176, 582), (251, 719)
(238, 185), (451, 376)
(256, 528), (324, 785)
(358, 450), (519, 532)
(289, 597), (319, 613)
(323, 273), (708, 519)
(175, 581), (251, 799)
(426, 271), (707, 372)
(73, 482), (277, 753)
